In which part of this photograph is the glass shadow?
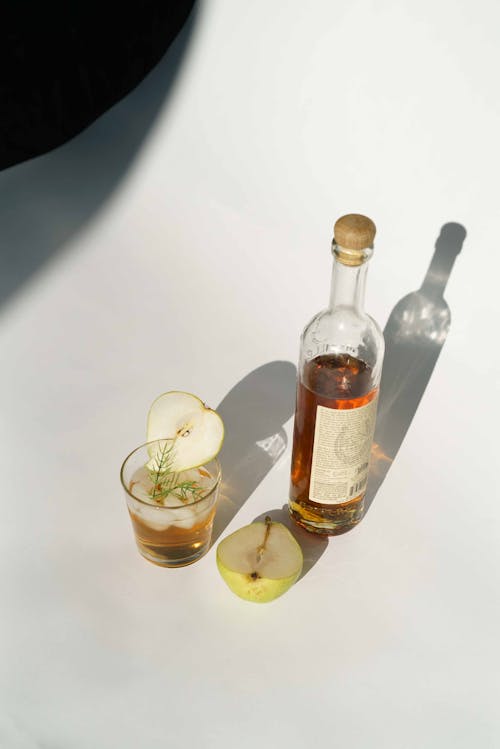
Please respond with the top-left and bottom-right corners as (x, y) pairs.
(365, 222), (467, 511)
(211, 361), (297, 545)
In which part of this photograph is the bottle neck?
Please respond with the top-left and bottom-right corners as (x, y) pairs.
(329, 253), (369, 313)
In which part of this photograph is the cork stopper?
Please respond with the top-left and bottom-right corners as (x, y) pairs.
(333, 213), (376, 266)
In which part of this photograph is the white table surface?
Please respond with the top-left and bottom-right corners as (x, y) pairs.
(1, 1), (499, 747)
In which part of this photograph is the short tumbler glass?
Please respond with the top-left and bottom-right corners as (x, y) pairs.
(120, 440), (221, 567)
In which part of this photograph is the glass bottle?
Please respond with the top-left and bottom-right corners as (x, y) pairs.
(289, 214), (384, 535)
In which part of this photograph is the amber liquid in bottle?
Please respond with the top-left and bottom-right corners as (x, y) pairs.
(289, 353), (378, 534)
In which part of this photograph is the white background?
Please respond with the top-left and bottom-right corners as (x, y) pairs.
(1, 1), (499, 747)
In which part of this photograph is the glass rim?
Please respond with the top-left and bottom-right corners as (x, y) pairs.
(120, 439), (222, 509)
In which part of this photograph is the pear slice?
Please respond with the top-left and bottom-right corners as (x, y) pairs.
(216, 517), (303, 603)
(147, 391), (224, 472)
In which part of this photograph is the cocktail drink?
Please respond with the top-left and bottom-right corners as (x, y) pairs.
(120, 440), (221, 567)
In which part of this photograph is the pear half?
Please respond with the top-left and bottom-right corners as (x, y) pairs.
(147, 391), (224, 472)
(216, 517), (303, 603)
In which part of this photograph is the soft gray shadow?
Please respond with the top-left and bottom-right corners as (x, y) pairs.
(253, 505), (328, 580)
(365, 222), (467, 511)
(211, 361), (297, 545)
(0, 4), (198, 307)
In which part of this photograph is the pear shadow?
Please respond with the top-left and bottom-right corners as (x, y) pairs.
(252, 506), (328, 581)
(211, 361), (297, 546)
(365, 222), (467, 512)
(0, 4), (198, 307)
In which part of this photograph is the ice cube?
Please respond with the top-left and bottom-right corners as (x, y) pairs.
(127, 463), (215, 530)
(169, 505), (198, 530)
(163, 493), (186, 509)
(133, 503), (172, 531)
(128, 465), (153, 503)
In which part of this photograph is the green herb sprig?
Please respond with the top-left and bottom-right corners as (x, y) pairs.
(148, 440), (204, 504)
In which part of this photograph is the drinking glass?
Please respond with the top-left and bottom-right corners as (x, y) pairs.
(120, 440), (221, 567)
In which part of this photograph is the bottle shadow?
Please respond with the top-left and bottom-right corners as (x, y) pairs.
(0, 4), (198, 307)
(365, 222), (467, 511)
(211, 361), (297, 546)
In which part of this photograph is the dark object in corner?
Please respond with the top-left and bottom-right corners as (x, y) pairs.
(0, 1), (196, 170)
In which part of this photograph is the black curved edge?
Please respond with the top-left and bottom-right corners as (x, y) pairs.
(1, 1), (196, 170)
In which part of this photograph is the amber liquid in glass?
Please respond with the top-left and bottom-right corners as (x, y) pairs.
(289, 353), (377, 534)
(128, 509), (216, 567)
(128, 466), (216, 567)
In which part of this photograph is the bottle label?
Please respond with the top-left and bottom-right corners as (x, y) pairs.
(309, 397), (378, 505)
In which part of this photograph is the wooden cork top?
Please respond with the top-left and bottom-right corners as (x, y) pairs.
(334, 214), (376, 251)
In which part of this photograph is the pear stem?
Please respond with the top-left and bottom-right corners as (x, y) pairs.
(256, 516), (273, 563)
